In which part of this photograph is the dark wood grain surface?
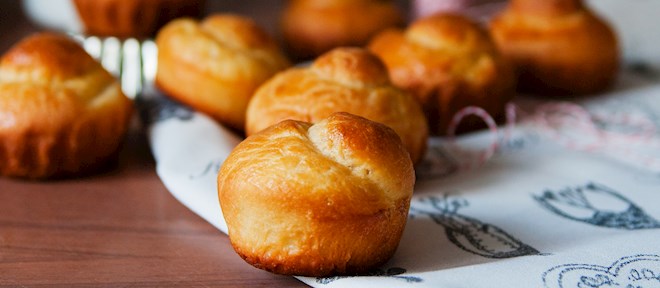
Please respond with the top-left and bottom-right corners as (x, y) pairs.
(0, 1), (306, 287)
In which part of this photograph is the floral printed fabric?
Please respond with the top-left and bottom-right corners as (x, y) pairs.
(143, 1), (660, 285)
(144, 70), (660, 288)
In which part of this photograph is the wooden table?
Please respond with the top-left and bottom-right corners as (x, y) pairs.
(0, 1), (306, 286)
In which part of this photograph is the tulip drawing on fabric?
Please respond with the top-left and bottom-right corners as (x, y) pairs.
(534, 182), (660, 230)
(542, 254), (660, 288)
(410, 196), (541, 259)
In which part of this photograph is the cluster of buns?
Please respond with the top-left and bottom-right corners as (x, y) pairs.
(489, 0), (619, 95)
(150, 12), (422, 277)
(4, 0), (619, 277)
(207, 0), (620, 277)
(0, 33), (133, 178)
(73, 0), (206, 38)
(218, 112), (415, 276)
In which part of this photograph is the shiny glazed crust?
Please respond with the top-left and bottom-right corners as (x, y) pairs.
(0, 33), (133, 178)
(73, 0), (205, 38)
(155, 14), (290, 131)
(218, 112), (414, 276)
(368, 13), (515, 135)
(489, 0), (619, 95)
(281, 0), (404, 60)
(245, 48), (428, 164)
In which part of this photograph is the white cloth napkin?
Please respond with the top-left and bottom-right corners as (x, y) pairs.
(140, 70), (660, 288)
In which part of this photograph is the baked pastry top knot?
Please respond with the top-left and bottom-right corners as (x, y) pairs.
(156, 14), (290, 131)
(0, 33), (117, 104)
(368, 13), (515, 135)
(406, 13), (495, 53)
(246, 47), (428, 164)
(311, 47), (390, 87)
(159, 15), (288, 81)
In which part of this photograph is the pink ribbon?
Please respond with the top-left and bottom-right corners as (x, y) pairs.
(444, 101), (660, 173)
(411, 0), (506, 21)
(445, 106), (500, 170)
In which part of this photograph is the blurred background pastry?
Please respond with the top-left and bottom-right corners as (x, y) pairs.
(245, 47), (428, 164)
(280, 0), (404, 60)
(156, 14), (290, 132)
(73, 0), (205, 38)
(368, 13), (515, 135)
(219, 112), (414, 276)
(0, 33), (133, 178)
(489, 0), (620, 95)
(23, 0), (205, 38)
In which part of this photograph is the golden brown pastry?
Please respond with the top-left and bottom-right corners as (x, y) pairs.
(281, 0), (404, 60)
(156, 14), (290, 131)
(0, 33), (133, 179)
(245, 47), (428, 164)
(73, 0), (206, 38)
(489, 0), (619, 95)
(218, 112), (414, 276)
(368, 13), (516, 135)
